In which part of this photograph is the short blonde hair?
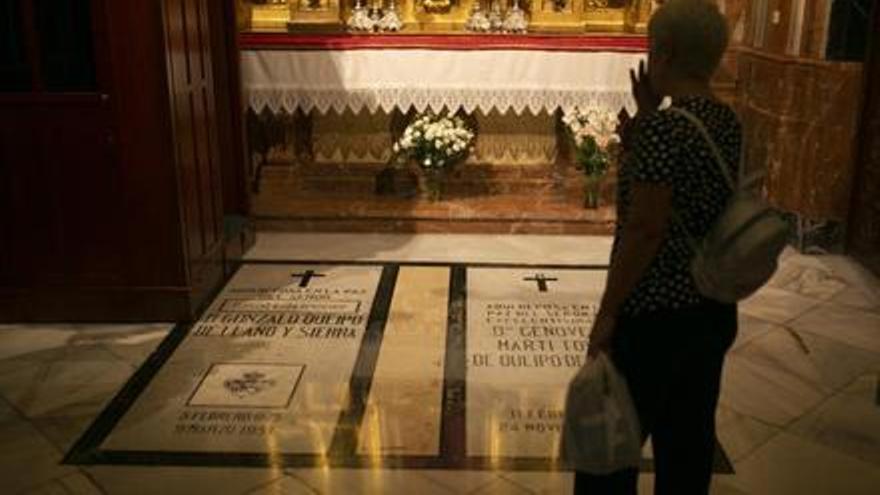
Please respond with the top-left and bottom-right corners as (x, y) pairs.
(649, 0), (729, 79)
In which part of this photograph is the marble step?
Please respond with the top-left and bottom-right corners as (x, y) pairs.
(257, 163), (616, 201)
(252, 193), (616, 234)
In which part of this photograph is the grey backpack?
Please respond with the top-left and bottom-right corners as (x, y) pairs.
(668, 107), (789, 303)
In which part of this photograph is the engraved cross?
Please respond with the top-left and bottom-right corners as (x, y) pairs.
(524, 273), (557, 292)
(292, 270), (325, 288)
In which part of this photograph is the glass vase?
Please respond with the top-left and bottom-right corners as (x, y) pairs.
(418, 169), (445, 202)
(583, 174), (602, 209)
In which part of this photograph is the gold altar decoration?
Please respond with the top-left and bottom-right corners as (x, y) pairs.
(241, 0), (653, 33)
(289, 0), (344, 30)
(248, 0), (291, 30)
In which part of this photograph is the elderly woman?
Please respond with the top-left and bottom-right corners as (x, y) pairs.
(579, 1), (740, 494)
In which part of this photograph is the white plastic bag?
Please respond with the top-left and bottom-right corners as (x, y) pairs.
(560, 353), (642, 474)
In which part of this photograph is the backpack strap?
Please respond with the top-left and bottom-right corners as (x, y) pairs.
(667, 107), (738, 191)
(660, 106), (736, 250)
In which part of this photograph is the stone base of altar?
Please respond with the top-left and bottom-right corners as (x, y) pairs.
(251, 163), (617, 234)
(248, 108), (618, 234)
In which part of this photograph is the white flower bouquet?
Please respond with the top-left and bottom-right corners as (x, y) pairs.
(392, 113), (475, 173)
(562, 107), (620, 208)
(391, 112), (475, 201)
(561, 107), (620, 178)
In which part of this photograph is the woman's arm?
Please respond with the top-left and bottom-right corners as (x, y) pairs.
(586, 59), (671, 357)
(600, 182), (672, 315)
(588, 182), (672, 356)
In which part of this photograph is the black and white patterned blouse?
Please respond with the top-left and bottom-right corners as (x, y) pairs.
(613, 96), (742, 316)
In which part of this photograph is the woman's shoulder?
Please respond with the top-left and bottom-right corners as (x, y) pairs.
(650, 97), (741, 143)
(676, 96), (741, 127)
(637, 104), (684, 135)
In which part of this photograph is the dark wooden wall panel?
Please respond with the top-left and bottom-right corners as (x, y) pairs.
(1, 0), (238, 321)
(163, 0), (201, 267)
(212, 0), (249, 216)
(102, 0), (186, 287)
(847, 5), (880, 275)
(162, 0), (225, 307)
(1, 97), (127, 285)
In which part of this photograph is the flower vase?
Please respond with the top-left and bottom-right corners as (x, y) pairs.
(418, 170), (445, 202)
(583, 175), (602, 209)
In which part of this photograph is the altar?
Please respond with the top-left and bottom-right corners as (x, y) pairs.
(238, 1), (651, 233)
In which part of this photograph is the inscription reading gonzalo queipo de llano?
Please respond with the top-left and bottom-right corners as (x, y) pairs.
(99, 265), (382, 455)
(191, 286), (369, 340)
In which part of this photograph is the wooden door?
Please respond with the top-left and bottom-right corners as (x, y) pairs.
(0, 0), (123, 287)
(161, 0), (226, 296)
(210, 0), (249, 217)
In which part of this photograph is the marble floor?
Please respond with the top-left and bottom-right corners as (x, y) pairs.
(1, 233), (879, 494)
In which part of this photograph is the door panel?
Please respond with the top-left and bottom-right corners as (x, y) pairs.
(1, 96), (120, 286)
(162, 0), (224, 277)
(1, 0), (121, 287)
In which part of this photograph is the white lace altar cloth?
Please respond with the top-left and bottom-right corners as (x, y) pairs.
(242, 48), (645, 116)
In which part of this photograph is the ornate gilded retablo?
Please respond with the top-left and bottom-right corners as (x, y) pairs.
(241, 0), (652, 34)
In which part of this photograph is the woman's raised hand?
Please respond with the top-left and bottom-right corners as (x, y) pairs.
(630, 60), (662, 115)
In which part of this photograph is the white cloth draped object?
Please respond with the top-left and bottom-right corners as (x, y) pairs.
(242, 49), (645, 115)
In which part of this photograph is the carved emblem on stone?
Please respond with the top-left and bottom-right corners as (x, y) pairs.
(223, 371), (277, 398)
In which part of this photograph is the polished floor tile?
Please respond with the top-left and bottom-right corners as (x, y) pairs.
(731, 313), (778, 352)
(86, 466), (287, 495)
(738, 287), (821, 324)
(790, 373), (880, 467)
(721, 324), (880, 428)
(767, 259), (848, 301)
(732, 432), (880, 495)
(0, 415), (77, 493)
(637, 474), (751, 495)
(788, 302), (880, 354)
(0, 353), (133, 418)
(470, 476), (534, 494)
(733, 324), (880, 392)
(19, 471), (103, 495)
(498, 471), (573, 495)
(715, 406), (781, 462)
(31, 414), (100, 453)
(0, 326), (78, 362)
(721, 353), (827, 427)
(245, 475), (317, 494)
(418, 469), (500, 493)
(831, 285), (880, 313)
(289, 469), (458, 495)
